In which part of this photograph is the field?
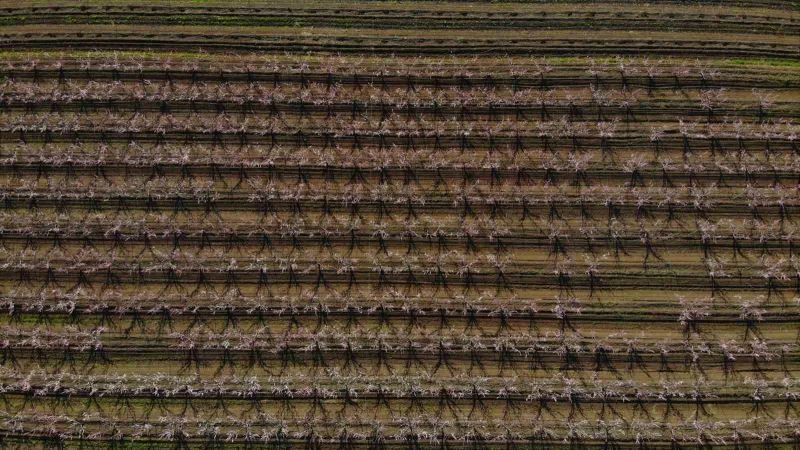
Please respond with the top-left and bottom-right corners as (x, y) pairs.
(0, 0), (799, 448)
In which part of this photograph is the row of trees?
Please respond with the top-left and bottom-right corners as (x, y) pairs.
(2, 56), (740, 90)
(1, 413), (797, 448)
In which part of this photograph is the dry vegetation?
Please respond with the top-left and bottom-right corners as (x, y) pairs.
(0, 1), (799, 448)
